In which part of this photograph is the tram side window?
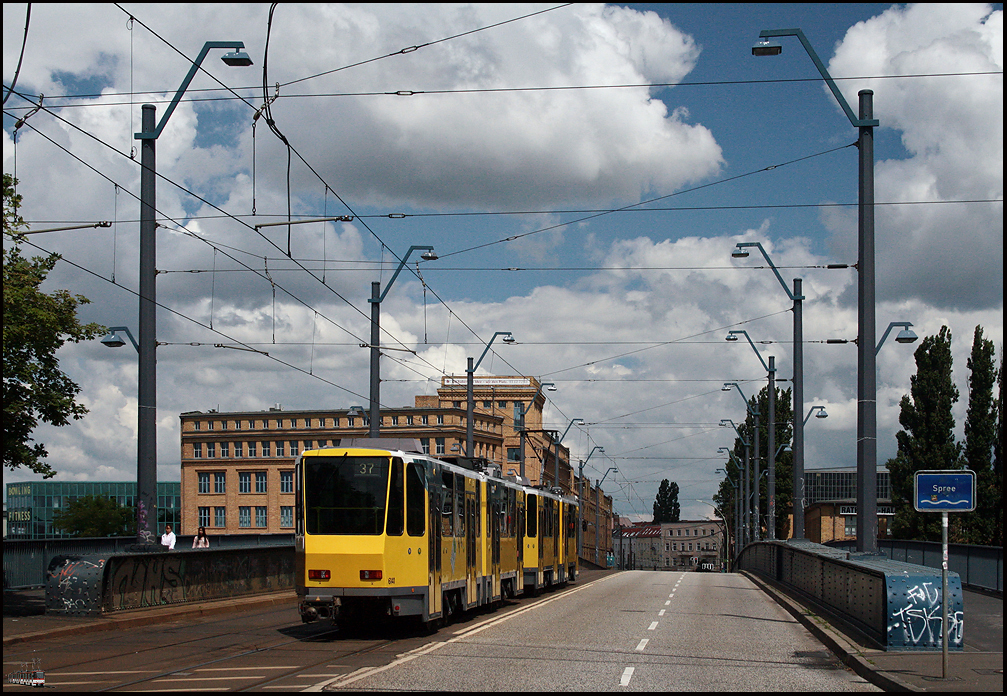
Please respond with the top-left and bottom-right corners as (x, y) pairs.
(441, 471), (454, 537)
(455, 475), (465, 538)
(386, 458), (404, 536)
(406, 462), (425, 536)
(527, 495), (537, 538)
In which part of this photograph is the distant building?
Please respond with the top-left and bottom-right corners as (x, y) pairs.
(802, 466), (893, 544)
(615, 520), (725, 571)
(4, 481), (182, 540)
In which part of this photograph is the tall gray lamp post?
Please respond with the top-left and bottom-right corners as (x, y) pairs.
(719, 422), (750, 546)
(716, 463), (741, 559)
(753, 27), (879, 551)
(465, 331), (514, 457)
(726, 329), (779, 539)
(577, 446), (605, 559)
(723, 383), (760, 541)
(596, 466), (618, 565)
(132, 41), (252, 544)
(731, 240), (805, 537)
(515, 379), (554, 478)
(552, 418), (584, 492)
(367, 245), (438, 438)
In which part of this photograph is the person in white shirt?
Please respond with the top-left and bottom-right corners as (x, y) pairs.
(192, 526), (210, 549)
(160, 524), (176, 550)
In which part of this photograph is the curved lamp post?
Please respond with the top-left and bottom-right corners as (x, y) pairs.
(726, 329), (780, 539)
(553, 418), (584, 492)
(577, 446), (605, 559)
(723, 382), (760, 541)
(131, 40), (253, 544)
(596, 466), (618, 565)
(368, 245), (438, 437)
(719, 423), (750, 546)
(465, 331), (514, 457)
(753, 26), (880, 552)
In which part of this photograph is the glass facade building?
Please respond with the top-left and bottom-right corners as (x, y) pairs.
(5, 481), (182, 540)
(805, 467), (891, 506)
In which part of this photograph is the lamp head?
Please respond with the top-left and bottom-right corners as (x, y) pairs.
(221, 50), (253, 67)
(501, 334), (516, 344)
(420, 250), (439, 261)
(101, 332), (126, 348)
(722, 383), (734, 392)
(725, 332), (739, 342)
(752, 39), (782, 57)
(731, 246), (750, 259)
(816, 407), (829, 419)
(895, 327), (918, 344)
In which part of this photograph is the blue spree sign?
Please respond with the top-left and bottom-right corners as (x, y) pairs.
(914, 470), (976, 512)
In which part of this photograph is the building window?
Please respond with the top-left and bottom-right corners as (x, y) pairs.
(214, 472), (226, 494)
(194, 421), (201, 431)
(198, 506), (210, 527)
(239, 472), (252, 494)
(421, 415), (429, 425)
(261, 441), (271, 457)
(208, 420), (214, 430)
(507, 448), (520, 462)
(193, 442), (203, 459)
(406, 415), (414, 425)
(289, 440), (298, 456)
(280, 471), (293, 494)
(435, 437), (445, 455)
(234, 442), (243, 458)
(391, 416), (399, 426)
(437, 414), (445, 425)
(206, 442), (216, 458)
(280, 506), (293, 528)
(198, 472), (210, 494)
(498, 401), (507, 408)
(255, 506), (267, 528)
(220, 442), (230, 458)
(256, 472), (267, 494)
(844, 516), (856, 537)
(239, 506), (251, 528)
(214, 507), (226, 528)
(420, 438), (430, 455)
(247, 441), (256, 457)
(275, 441), (284, 457)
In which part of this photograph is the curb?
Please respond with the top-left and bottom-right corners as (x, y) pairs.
(741, 570), (919, 692)
(2, 590), (297, 647)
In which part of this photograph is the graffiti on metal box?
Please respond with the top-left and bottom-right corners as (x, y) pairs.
(889, 581), (963, 648)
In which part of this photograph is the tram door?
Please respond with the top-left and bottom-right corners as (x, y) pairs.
(490, 483), (501, 601)
(428, 461), (442, 619)
(465, 484), (477, 608)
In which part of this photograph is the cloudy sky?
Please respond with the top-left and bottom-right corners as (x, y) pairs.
(3, 3), (1002, 522)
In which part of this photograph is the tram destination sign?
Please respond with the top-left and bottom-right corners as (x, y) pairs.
(913, 470), (976, 512)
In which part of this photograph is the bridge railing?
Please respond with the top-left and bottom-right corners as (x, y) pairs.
(4, 534), (293, 590)
(737, 538), (963, 652)
(825, 538), (1002, 594)
(44, 544), (295, 616)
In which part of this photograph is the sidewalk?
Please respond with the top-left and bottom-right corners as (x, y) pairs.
(745, 571), (1004, 692)
(3, 587), (297, 647)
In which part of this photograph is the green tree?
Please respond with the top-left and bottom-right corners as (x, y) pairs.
(888, 326), (961, 542)
(956, 326), (999, 544)
(3, 173), (104, 478)
(53, 495), (136, 537)
(653, 479), (680, 523)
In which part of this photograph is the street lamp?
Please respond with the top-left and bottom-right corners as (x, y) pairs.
(804, 405), (829, 425)
(716, 462), (741, 559)
(132, 40), (253, 544)
(877, 322), (918, 354)
(753, 26), (880, 552)
(553, 418), (584, 493)
(368, 245), (438, 437)
(596, 466), (618, 565)
(726, 328), (780, 539)
(723, 382), (761, 541)
(101, 326), (139, 352)
(578, 446), (605, 559)
(465, 331), (514, 458)
(719, 422), (751, 546)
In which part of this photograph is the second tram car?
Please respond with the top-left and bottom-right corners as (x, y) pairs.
(296, 441), (577, 627)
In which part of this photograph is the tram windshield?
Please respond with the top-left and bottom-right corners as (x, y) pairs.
(304, 455), (390, 535)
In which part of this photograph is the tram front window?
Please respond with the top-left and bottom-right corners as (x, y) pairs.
(305, 455), (389, 534)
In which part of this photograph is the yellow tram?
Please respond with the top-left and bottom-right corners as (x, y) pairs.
(295, 441), (577, 626)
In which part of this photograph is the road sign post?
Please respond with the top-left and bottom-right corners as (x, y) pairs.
(913, 470), (975, 679)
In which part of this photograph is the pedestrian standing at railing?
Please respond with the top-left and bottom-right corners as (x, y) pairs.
(160, 524), (176, 550)
(192, 526), (210, 548)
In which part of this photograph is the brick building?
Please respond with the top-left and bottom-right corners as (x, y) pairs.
(615, 520), (726, 571)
